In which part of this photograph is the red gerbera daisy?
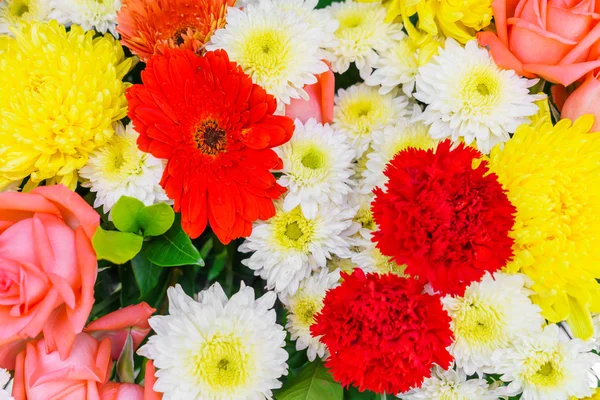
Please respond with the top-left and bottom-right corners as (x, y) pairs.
(371, 140), (516, 296)
(311, 269), (453, 394)
(116, 0), (234, 61)
(126, 49), (294, 243)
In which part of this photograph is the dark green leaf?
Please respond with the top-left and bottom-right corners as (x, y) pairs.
(92, 227), (143, 264)
(116, 334), (135, 383)
(131, 252), (162, 297)
(137, 203), (175, 237)
(277, 361), (343, 400)
(111, 196), (145, 233)
(344, 387), (377, 400)
(144, 215), (204, 267)
(208, 247), (228, 281)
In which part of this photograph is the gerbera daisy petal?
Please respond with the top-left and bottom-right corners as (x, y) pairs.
(127, 49), (293, 243)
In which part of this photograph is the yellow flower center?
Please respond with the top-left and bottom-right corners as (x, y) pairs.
(459, 66), (501, 115)
(523, 352), (565, 389)
(372, 248), (406, 275)
(453, 297), (505, 347)
(301, 147), (326, 170)
(273, 207), (316, 251)
(9, 0), (30, 17)
(338, 91), (392, 137)
(386, 123), (437, 161)
(292, 295), (322, 328)
(339, 12), (364, 30)
(193, 334), (252, 393)
(290, 142), (330, 185)
(99, 134), (144, 182)
(243, 28), (290, 81)
(355, 203), (375, 231)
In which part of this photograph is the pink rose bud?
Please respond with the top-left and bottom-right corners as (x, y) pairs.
(562, 72), (600, 131)
(285, 66), (334, 124)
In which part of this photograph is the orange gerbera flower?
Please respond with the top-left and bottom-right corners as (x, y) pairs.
(116, 0), (234, 61)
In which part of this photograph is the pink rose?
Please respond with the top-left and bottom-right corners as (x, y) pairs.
(0, 185), (99, 369)
(12, 333), (112, 400)
(478, 0), (600, 86)
(561, 71), (600, 130)
(85, 303), (155, 360)
(98, 361), (162, 400)
(285, 67), (335, 124)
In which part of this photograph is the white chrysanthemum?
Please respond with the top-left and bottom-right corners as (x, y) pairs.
(0, 369), (12, 400)
(491, 324), (599, 400)
(207, 1), (328, 108)
(275, 119), (354, 219)
(138, 284), (288, 400)
(79, 122), (169, 215)
(352, 239), (405, 276)
(0, 0), (50, 35)
(325, 0), (404, 78)
(333, 83), (410, 158)
(361, 117), (437, 194)
(442, 272), (545, 376)
(399, 365), (500, 400)
(49, 0), (120, 36)
(326, 255), (356, 274)
(415, 39), (542, 153)
(239, 201), (355, 297)
(235, 0), (338, 60)
(281, 268), (340, 361)
(365, 34), (417, 96)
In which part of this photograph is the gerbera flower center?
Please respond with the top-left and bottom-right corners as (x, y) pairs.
(273, 207), (316, 251)
(194, 119), (227, 156)
(453, 297), (505, 346)
(523, 352), (565, 389)
(243, 29), (290, 77)
(194, 334), (251, 392)
(293, 295), (322, 328)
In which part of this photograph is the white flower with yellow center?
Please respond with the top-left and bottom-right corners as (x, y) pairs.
(239, 202), (355, 297)
(325, 0), (404, 78)
(442, 272), (545, 376)
(333, 83), (410, 158)
(400, 365), (501, 400)
(361, 116), (438, 194)
(491, 324), (599, 400)
(0, 0), (50, 34)
(207, 1), (328, 108)
(352, 240), (406, 276)
(326, 255), (355, 274)
(138, 284), (288, 400)
(281, 269), (340, 361)
(415, 38), (542, 153)
(275, 119), (354, 219)
(49, 0), (121, 36)
(79, 122), (168, 214)
(0, 368), (13, 400)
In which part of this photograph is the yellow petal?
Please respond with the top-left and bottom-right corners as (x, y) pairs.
(567, 295), (594, 340)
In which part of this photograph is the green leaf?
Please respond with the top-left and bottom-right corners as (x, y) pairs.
(143, 215), (204, 267)
(208, 247), (228, 281)
(277, 361), (343, 400)
(131, 252), (162, 297)
(137, 203), (175, 237)
(116, 333), (135, 384)
(344, 387), (377, 400)
(92, 227), (143, 264)
(111, 196), (145, 233)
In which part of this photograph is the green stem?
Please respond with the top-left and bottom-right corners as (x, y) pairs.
(381, 393), (387, 400)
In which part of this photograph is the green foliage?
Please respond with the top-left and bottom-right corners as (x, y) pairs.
(111, 196), (145, 233)
(116, 334), (135, 384)
(131, 252), (163, 297)
(92, 227), (143, 264)
(143, 215), (204, 267)
(112, 196), (175, 237)
(276, 361), (343, 400)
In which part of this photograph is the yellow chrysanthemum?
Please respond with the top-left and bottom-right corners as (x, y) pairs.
(488, 114), (600, 340)
(574, 388), (600, 400)
(357, 0), (492, 44)
(0, 21), (132, 190)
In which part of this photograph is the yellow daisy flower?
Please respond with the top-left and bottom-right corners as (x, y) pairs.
(357, 0), (492, 44)
(488, 114), (600, 340)
(0, 21), (132, 190)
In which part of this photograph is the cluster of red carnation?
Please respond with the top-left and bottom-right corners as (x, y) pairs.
(127, 49), (294, 243)
(311, 269), (454, 394)
(371, 140), (516, 296)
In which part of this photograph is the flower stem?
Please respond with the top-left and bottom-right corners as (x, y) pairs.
(381, 393), (387, 400)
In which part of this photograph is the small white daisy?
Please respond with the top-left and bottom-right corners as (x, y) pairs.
(325, 0), (404, 78)
(0, 369), (12, 400)
(360, 115), (437, 194)
(399, 365), (501, 400)
(138, 284), (288, 400)
(491, 324), (600, 400)
(207, 1), (328, 108)
(239, 201), (355, 297)
(0, 0), (50, 35)
(415, 38), (542, 153)
(79, 122), (169, 215)
(49, 0), (121, 36)
(281, 268), (340, 361)
(333, 83), (410, 158)
(275, 118), (355, 219)
(442, 272), (545, 376)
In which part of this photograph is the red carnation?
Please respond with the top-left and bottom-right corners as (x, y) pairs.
(371, 140), (516, 296)
(311, 269), (453, 394)
(127, 49), (294, 243)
